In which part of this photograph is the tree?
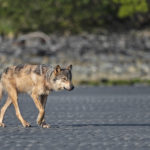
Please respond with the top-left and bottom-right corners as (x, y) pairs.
(113, 0), (148, 18)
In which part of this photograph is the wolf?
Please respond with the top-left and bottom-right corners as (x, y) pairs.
(0, 64), (74, 128)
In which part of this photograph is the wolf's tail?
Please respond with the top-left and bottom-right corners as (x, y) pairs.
(0, 82), (3, 101)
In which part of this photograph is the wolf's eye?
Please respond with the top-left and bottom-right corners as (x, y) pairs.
(62, 77), (67, 81)
(53, 78), (57, 81)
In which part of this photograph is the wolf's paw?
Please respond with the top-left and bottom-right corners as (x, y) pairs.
(40, 122), (50, 128)
(23, 121), (31, 128)
(0, 122), (6, 127)
(42, 123), (50, 128)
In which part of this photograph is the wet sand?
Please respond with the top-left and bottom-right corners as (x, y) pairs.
(0, 86), (150, 150)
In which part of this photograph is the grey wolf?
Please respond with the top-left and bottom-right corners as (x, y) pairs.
(0, 64), (74, 128)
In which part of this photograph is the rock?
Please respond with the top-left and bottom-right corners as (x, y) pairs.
(0, 31), (150, 82)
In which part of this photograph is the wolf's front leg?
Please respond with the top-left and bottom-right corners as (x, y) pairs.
(31, 93), (45, 126)
(40, 95), (50, 128)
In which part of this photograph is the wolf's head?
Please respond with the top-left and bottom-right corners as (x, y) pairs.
(50, 65), (74, 91)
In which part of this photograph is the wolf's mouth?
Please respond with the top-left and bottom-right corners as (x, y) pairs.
(64, 86), (74, 91)
(64, 87), (70, 91)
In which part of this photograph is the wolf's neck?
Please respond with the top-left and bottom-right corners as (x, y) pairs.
(45, 66), (54, 80)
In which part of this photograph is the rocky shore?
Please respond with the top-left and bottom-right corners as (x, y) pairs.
(0, 31), (150, 84)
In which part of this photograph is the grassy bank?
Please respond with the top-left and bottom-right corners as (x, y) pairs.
(78, 79), (150, 86)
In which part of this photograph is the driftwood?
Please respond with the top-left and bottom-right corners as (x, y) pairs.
(16, 32), (55, 52)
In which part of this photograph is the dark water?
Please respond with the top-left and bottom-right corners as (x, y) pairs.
(0, 86), (150, 150)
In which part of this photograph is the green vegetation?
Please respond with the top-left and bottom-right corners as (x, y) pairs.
(0, 0), (150, 35)
(79, 79), (150, 86)
(113, 0), (148, 18)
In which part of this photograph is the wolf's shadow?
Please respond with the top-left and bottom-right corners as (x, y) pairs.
(51, 123), (150, 128)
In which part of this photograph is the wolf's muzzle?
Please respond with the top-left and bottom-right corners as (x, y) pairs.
(64, 85), (74, 91)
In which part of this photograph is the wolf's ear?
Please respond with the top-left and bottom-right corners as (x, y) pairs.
(67, 64), (72, 70)
(54, 65), (61, 74)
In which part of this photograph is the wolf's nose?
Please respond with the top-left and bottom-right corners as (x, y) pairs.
(70, 85), (74, 90)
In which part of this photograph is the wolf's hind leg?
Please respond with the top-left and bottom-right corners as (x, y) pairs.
(0, 97), (12, 127)
(10, 89), (31, 127)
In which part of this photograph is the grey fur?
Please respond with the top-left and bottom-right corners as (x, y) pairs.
(45, 65), (54, 80)
(34, 65), (42, 75)
(3, 67), (9, 74)
(15, 64), (25, 72)
(34, 64), (54, 80)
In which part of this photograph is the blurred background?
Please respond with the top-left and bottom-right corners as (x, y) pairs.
(0, 0), (150, 85)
